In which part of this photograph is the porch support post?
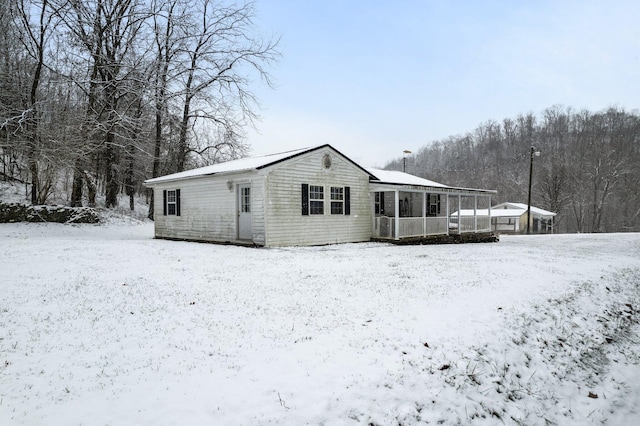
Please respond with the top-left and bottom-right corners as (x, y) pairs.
(488, 195), (492, 232)
(474, 194), (478, 233)
(446, 194), (450, 235)
(394, 190), (400, 240)
(422, 191), (427, 236)
(457, 194), (461, 234)
(371, 191), (376, 237)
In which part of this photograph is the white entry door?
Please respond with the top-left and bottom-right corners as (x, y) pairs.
(238, 184), (252, 240)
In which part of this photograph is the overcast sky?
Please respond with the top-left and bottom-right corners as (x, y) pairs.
(245, 0), (640, 168)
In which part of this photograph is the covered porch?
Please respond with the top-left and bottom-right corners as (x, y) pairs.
(367, 171), (495, 242)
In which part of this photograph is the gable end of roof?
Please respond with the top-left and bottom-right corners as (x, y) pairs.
(257, 144), (377, 179)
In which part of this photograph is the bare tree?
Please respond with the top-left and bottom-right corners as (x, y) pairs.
(10, 0), (60, 203)
(2, 0), (280, 212)
(62, 0), (149, 207)
(171, 0), (279, 173)
(144, 0), (279, 218)
(146, 0), (183, 217)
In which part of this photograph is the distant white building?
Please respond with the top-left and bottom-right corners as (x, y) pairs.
(491, 202), (556, 234)
(452, 202), (556, 234)
(144, 144), (496, 247)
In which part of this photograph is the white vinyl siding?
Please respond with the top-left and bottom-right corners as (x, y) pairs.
(153, 172), (265, 245)
(150, 147), (372, 247)
(264, 148), (371, 246)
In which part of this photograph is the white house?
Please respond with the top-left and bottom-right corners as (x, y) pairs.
(452, 202), (557, 234)
(143, 145), (496, 247)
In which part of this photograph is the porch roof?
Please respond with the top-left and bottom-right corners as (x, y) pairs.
(453, 206), (556, 218)
(453, 209), (516, 217)
(493, 202), (557, 217)
(367, 168), (496, 194)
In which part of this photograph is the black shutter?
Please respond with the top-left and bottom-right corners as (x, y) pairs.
(344, 186), (350, 215)
(380, 192), (385, 215)
(301, 184), (309, 215)
(437, 194), (441, 215)
(176, 189), (181, 216)
(163, 190), (167, 216)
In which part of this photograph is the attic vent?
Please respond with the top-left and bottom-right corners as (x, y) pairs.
(322, 154), (332, 169)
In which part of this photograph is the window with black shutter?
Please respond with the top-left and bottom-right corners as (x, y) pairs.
(303, 184), (349, 216)
(164, 189), (181, 216)
(330, 187), (343, 214)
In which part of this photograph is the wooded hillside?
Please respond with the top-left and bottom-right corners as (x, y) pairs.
(0, 0), (278, 214)
(387, 106), (640, 233)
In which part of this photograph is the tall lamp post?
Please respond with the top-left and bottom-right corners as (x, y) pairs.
(402, 149), (412, 172)
(527, 146), (541, 234)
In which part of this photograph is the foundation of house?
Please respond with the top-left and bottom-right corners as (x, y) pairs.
(371, 232), (499, 245)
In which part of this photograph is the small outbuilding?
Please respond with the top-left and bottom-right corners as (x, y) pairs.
(490, 202), (556, 234)
(144, 145), (496, 247)
(452, 202), (556, 234)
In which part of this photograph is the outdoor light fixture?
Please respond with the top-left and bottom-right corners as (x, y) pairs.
(403, 149), (412, 173)
(527, 146), (541, 234)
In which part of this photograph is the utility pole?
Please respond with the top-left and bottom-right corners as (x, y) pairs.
(527, 146), (540, 234)
(402, 150), (412, 172)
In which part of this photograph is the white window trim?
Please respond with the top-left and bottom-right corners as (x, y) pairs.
(309, 185), (324, 215)
(167, 189), (177, 215)
(330, 187), (344, 215)
(241, 186), (251, 213)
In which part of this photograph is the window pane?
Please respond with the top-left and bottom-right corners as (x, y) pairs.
(331, 202), (343, 214)
(310, 201), (324, 215)
(310, 185), (323, 199)
(242, 187), (250, 213)
(331, 187), (343, 200)
(330, 187), (344, 214)
(166, 189), (177, 215)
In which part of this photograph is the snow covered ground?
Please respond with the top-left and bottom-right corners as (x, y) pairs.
(1, 221), (640, 425)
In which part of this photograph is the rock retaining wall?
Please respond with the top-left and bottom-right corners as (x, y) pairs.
(0, 203), (100, 223)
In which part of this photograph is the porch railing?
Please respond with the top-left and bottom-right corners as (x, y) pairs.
(477, 215), (491, 232)
(374, 216), (394, 239)
(450, 215), (492, 233)
(457, 217), (476, 233)
(373, 216), (449, 239)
